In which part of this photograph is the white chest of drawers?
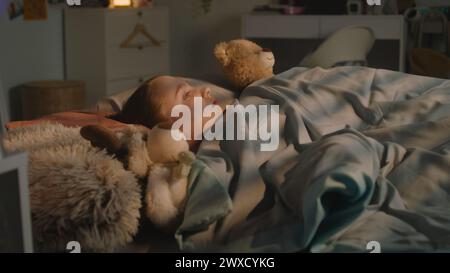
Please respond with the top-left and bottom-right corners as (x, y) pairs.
(64, 7), (170, 106)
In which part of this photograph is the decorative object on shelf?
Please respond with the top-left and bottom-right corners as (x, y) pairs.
(253, 4), (284, 13)
(280, 0), (305, 14)
(347, 0), (363, 15)
(20, 80), (85, 120)
(23, 0), (47, 20)
(110, 0), (131, 7)
(131, 0), (152, 8)
(65, 0), (109, 7)
(7, 0), (24, 20)
(283, 6), (305, 15)
(366, 0), (398, 15)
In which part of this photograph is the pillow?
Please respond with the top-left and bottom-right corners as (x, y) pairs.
(96, 88), (136, 113)
(95, 78), (238, 113)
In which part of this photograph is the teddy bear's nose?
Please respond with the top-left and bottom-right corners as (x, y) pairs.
(262, 48), (272, 53)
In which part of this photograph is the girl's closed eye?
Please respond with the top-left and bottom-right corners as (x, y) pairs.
(183, 89), (193, 100)
(182, 83), (196, 100)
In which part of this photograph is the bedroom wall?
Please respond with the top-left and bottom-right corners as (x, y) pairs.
(0, 6), (65, 121)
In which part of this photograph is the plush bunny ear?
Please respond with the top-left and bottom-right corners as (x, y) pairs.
(214, 42), (231, 66)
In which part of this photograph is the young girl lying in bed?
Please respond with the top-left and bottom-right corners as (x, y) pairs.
(81, 76), (233, 153)
(118, 75), (236, 152)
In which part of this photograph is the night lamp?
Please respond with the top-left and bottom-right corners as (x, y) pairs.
(111, 0), (131, 7)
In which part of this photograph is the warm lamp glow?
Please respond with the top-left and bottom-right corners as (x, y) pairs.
(111, 0), (131, 7)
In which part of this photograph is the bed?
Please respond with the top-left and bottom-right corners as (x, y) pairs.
(4, 67), (450, 253)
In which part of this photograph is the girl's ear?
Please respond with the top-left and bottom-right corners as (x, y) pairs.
(80, 125), (122, 155)
(214, 42), (231, 66)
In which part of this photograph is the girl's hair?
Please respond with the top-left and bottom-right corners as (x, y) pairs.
(119, 76), (167, 128)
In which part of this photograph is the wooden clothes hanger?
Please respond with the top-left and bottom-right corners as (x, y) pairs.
(120, 12), (163, 49)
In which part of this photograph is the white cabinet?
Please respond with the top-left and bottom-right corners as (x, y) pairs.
(242, 14), (406, 72)
(65, 7), (170, 106)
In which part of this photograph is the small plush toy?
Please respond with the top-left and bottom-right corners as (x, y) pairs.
(80, 123), (195, 231)
(214, 39), (275, 90)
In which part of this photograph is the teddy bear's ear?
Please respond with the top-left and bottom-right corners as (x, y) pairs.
(80, 125), (122, 155)
(214, 42), (231, 66)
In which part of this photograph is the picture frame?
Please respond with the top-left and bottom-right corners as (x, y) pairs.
(0, 150), (33, 253)
(7, 0), (24, 20)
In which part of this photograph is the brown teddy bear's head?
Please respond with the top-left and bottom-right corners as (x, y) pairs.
(214, 39), (275, 90)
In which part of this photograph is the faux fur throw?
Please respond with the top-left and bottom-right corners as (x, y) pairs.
(2, 123), (142, 252)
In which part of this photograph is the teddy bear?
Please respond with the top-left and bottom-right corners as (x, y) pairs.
(80, 123), (195, 231)
(214, 39), (275, 90)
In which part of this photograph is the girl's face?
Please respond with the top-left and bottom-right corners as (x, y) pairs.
(149, 76), (215, 120)
(149, 76), (218, 140)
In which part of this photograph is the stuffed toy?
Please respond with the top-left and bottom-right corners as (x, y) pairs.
(80, 123), (195, 231)
(214, 39), (275, 90)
